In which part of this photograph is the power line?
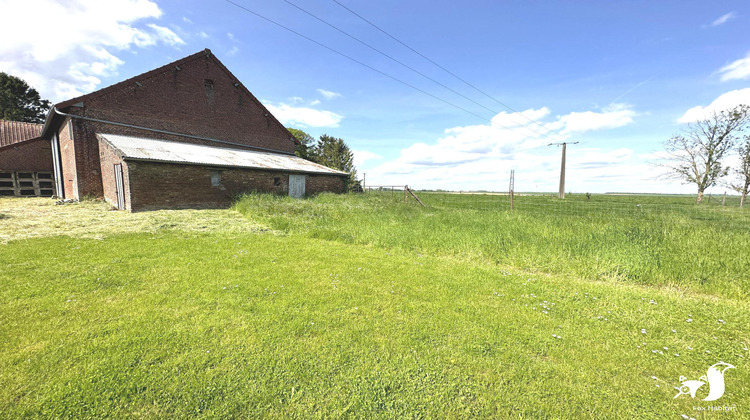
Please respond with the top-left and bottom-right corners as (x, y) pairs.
(329, 0), (568, 142)
(223, 0), (564, 146)
(282, 0), (498, 116)
(223, 0), (490, 123)
(283, 0), (566, 142)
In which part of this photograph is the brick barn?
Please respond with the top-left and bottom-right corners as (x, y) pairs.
(0, 120), (55, 197)
(39, 48), (348, 211)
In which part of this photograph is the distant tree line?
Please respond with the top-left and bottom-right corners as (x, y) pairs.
(288, 128), (361, 191)
(663, 104), (750, 206)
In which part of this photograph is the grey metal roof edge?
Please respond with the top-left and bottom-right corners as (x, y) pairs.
(95, 133), (128, 158)
(122, 156), (350, 177)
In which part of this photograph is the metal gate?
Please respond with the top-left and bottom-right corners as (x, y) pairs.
(113, 164), (125, 209)
(288, 174), (306, 198)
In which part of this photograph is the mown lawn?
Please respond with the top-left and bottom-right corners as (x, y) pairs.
(1, 196), (748, 418)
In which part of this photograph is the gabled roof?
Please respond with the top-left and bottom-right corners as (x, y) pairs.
(42, 48), (297, 145)
(0, 120), (43, 148)
(99, 133), (349, 176)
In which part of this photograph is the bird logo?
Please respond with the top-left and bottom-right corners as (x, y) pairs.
(673, 362), (735, 401)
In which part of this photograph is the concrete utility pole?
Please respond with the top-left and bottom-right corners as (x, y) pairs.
(548, 141), (578, 199)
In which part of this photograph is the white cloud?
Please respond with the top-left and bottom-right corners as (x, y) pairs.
(264, 102), (343, 128)
(710, 11), (736, 27)
(0, 0), (184, 101)
(227, 46), (239, 56)
(290, 96), (304, 104)
(718, 52), (750, 81)
(678, 88), (750, 123)
(364, 105), (658, 192)
(197, 31), (209, 39)
(317, 89), (342, 100)
(182, 16), (193, 24)
(146, 24), (185, 46)
(352, 150), (382, 168)
(548, 104), (636, 134)
(309, 99), (321, 106)
(227, 32), (235, 40)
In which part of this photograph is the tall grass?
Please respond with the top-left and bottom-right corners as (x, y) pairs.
(234, 192), (750, 299)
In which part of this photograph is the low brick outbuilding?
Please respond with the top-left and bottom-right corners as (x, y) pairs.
(38, 48), (349, 210)
(0, 120), (55, 196)
(98, 134), (347, 211)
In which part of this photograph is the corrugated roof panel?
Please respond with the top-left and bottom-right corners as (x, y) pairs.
(99, 133), (349, 176)
(0, 120), (43, 147)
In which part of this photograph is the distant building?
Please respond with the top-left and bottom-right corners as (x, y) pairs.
(0, 120), (55, 197)
(38, 49), (348, 211)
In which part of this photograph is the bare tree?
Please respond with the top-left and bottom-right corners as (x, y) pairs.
(663, 104), (750, 203)
(728, 135), (750, 208)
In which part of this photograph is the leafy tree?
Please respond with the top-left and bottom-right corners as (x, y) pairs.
(728, 135), (750, 208)
(0, 72), (51, 123)
(287, 127), (315, 160)
(662, 104), (750, 203)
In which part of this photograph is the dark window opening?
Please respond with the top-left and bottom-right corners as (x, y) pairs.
(0, 173), (12, 179)
(204, 79), (214, 97)
(273, 177), (281, 186)
(211, 171), (221, 187)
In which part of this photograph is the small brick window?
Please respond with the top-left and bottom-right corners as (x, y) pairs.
(204, 79), (214, 97)
(210, 171), (221, 187)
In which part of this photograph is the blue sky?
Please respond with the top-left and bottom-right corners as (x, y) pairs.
(2, 0), (749, 193)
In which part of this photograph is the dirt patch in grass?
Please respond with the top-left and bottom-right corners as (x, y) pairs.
(0, 197), (265, 243)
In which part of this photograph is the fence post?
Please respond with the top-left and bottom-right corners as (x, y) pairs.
(404, 185), (408, 204)
(509, 169), (515, 211)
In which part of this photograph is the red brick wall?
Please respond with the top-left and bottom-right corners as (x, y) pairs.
(0, 138), (53, 172)
(78, 52), (296, 152)
(98, 138), (127, 208)
(124, 160), (347, 211)
(61, 52), (299, 199)
(306, 174), (347, 195)
(126, 161), (286, 211)
(57, 118), (79, 198)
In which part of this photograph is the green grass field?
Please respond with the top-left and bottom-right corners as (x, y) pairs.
(1, 194), (748, 418)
